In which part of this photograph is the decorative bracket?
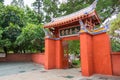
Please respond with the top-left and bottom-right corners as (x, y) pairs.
(43, 28), (53, 38)
(79, 20), (87, 33)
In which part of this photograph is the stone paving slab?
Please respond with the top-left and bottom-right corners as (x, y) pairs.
(0, 62), (43, 77)
(0, 62), (120, 80)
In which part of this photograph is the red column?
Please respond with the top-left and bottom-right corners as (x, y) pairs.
(93, 33), (112, 75)
(44, 38), (56, 69)
(56, 39), (64, 69)
(80, 33), (94, 76)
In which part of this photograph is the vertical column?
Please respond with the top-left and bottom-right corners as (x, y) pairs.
(80, 33), (94, 76)
(79, 20), (94, 76)
(56, 39), (64, 69)
(93, 33), (112, 75)
(44, 38), (56, 69)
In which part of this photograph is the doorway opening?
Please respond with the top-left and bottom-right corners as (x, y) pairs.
(63, 40), (80, 69)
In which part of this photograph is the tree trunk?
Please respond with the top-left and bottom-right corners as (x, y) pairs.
(3, 46), (7, 57)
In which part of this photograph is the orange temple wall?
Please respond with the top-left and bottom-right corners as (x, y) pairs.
(44, 32), (113, 76)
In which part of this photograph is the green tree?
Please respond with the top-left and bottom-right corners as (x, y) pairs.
(32, 0), (60, 22)
(0, 0), (4, 3)
(42, 0), (60, 22)
(68, 40), (80, 55)
(33, 0), (43, 14)
(18, 0), (25, 8)
(24, 6), (42, 24)
(59, 0), (120, 21)
(2, 23), (21, 53)
(108, 13), (120, 52)
(0, 2), (45, 53)
(1, 5), (25, 28)
(16, 23), (45, 53)
(0, 3), (5, 25)
(111, 39), (120, 52)
(11, 0), (18, 6)
(0, 5), (25, 53)
(0, 28), (3, 39)
(11, 0), (25, 8)
(59, 0), (90, 16)
(109, 13), (120, 38)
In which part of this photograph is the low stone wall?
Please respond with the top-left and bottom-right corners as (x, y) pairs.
(111, 52), (120, 76)
(32, 53), (45, 65)
(0, 53), (45, 65)
(0, 54), (32, 62)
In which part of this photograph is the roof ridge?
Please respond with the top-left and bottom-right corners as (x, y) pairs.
(51, 0), (98, 22)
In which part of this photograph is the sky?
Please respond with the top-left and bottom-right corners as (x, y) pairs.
(4, 0), (64, 8)
(4, 0), (36, 8)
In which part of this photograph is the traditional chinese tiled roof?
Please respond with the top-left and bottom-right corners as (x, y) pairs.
(44, 0), (99, 28)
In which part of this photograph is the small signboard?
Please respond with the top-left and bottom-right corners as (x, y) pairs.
(59, 26), (80, 37)
(0, 53), (6, 57)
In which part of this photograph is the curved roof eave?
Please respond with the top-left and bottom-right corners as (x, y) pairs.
(44, 0), (99, 28)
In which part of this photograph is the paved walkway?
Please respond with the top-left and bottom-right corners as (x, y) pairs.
(0, 62), (120, 80)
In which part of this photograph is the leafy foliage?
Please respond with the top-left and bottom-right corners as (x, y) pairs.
(59, 0), (120, 21)
(18, 0), (25, 8)
(11, 0), (18, 6)
(0, 0), (119, 53)
(42, 0), (60, 22)
(0, 5), (25, 28)
(32, 0), (60, 22)
(34, 0), (120, 22)
(0, 0), (4, 3)
(16, 23), (45, 53)
(32, 0), (120, 54)
(109, 13), (120, 52)
(11, 0), (25, 8)
(0, 5), (25, 53)
(32, 0), (43, 14)
(109, 13), (120, 38)
(0, 3), (44, 53)
(24, 6), (42, 24)
(111, 39), (120, 52)
(68, 40), (80, 54)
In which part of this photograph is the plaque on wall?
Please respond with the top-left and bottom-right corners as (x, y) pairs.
(59, 26), (80, 37)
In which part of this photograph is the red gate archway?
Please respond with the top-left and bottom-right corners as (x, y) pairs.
(44, 0), (112, 76)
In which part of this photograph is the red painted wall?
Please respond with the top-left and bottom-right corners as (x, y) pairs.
(32, 53), (45, 65)
(0, 53), (45, 65)
(56, 40), (64, 69)
(80, 33), (94, 76)
(0, 54), (32, 62)
(44, 32), (113, 76)
(44, 38), (56, 69)
(93, 33), (112, 75)
(63, 56), (69, 69)
(111, 52), (120, 76)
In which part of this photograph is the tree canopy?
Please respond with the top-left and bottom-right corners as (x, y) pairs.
(0, 0), (4, 4)
(33, 0), (120, 22)
(0, 2), (44, 53)
(108, 13), (120, 52)
(109, 13), (120, 38)
(16, 23), (45, 53)
(0, 0), (119, 53)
